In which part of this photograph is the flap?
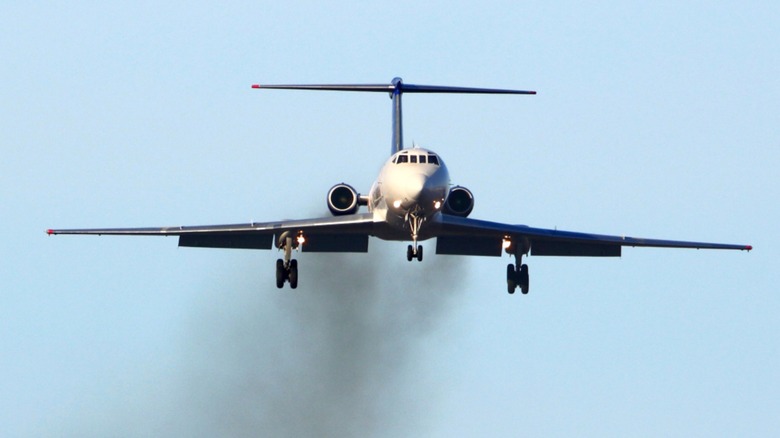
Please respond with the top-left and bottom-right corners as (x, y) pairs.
(531, 240), (621, 257)
(436, 235), (503, 256)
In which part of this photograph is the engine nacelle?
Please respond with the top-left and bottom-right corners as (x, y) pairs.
(443, 186), (474, 217)
(327, 183), (364, 216)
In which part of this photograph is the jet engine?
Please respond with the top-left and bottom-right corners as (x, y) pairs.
(327, 183), (366, 215)
(443, 186), (474, 217)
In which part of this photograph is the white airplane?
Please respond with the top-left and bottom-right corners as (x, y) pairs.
(47, 78), (752, 293)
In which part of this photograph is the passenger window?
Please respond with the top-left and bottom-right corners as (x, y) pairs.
(428, 155), (439, 165)
(410, 155), (418, 163)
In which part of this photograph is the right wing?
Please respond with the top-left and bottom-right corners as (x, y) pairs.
(434, 215), (752, 257)
(47, 213), (378, 253)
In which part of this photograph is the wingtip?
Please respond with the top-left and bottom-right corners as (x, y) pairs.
(745, 245), (753, 251)
(46, 229), (54, 235)
(251, 84), (261, 89)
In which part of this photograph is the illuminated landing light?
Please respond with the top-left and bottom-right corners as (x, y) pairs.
(297, 234), (306, 245)
(502, 238), (512, 249)
(393, 200), (402, 209)
(434, 200), (442, 210)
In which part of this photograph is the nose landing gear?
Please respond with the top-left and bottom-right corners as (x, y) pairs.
(407, 244), (423, 262)
(404, 208), (424, 262)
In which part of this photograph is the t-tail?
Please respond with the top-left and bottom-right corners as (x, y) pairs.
(252, 77), (536, 155)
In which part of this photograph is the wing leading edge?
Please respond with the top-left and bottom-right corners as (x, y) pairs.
(435, 215), (752, 257)
(47, 214), (378, 253)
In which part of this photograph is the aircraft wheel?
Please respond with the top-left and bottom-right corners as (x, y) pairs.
(519, 264), (529, 295)
(407, 245), (414, 262)
(416, 245), (423, 262)
(276, 259), (285, 289)
(289, 259), (298, 289)
(506, 264), (517, 294)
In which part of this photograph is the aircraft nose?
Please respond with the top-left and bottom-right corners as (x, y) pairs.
(405, 174), (427, 199)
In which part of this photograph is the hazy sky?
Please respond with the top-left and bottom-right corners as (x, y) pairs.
(3, 2), (778, 436)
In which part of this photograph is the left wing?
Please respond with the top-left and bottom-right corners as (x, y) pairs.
(47, 213), (378, 253)
(434, 215), (752, 257)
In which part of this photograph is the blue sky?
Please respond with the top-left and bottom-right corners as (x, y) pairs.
(2, 1), (778, 436)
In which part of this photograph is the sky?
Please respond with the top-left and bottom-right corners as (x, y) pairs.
(2, 1), (778, 436)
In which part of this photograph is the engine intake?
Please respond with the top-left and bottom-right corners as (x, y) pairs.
(327, 183), (364, 215)
(443, 186), (474, 217)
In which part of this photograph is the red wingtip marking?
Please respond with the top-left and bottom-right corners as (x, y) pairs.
(46, 229), (54, 235)
(746, 245), (753, 251)
(251, 84), (261, 89)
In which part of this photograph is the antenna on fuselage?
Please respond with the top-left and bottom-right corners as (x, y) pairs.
(251, 78), (536, 156)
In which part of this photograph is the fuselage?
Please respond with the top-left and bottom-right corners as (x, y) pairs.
(368, 147), (450, 241)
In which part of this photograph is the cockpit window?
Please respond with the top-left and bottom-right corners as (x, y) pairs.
(394, 153), (439, 165)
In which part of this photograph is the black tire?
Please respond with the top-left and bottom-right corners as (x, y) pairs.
(276, 259), (285, 289)
(519, 264), (529, 295)
(506, 264), (517, 294)
(407, 245), (414, 262)
(289, 259), (298, 289)
(416, 245), (423, 262)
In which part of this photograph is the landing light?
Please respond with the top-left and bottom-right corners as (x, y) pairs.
(393, 200), (402, 209)
(434, 200), (442, 209)
(297, 235), (306, 245)
(502, 238), (512, 249)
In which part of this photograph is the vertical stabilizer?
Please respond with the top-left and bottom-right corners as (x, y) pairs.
(391, 77), (404, 154)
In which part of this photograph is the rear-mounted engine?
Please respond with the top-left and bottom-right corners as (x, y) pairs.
(443, 186), (474, 217)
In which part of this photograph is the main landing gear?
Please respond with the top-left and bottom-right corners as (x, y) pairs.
(276, 258), (298, 289)
(506, 256), (530, 295)
(275, 231), (300, 289)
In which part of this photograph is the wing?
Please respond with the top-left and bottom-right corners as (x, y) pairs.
(47, 213), (378, 253)
(434, 215), (752, 257)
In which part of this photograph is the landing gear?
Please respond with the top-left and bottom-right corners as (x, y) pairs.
(276, 259), (285, 289)
(407, 244), (423, 262)
(405, 208), (424, 262)
(275, 232), (300, 289)
(275, 258), (299, 289)
(289, 259), (298, 289)
(506, 258), (529, 294)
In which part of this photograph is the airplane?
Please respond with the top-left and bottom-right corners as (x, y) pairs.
(47, 77), (752, 294)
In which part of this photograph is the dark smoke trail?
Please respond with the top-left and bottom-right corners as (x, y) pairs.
(170, 243), (468, 437)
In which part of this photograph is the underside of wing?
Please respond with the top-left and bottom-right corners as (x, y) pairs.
(435, 215), (752, 257)
(47, 213), (378, 253)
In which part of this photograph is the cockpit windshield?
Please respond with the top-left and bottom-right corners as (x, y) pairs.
(393, 152), (440, 166)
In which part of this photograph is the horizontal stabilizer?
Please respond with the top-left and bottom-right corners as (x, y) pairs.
(252, 79), (536, 96)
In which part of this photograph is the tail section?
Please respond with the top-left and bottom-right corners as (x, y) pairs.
(252, 78), (535, 155)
